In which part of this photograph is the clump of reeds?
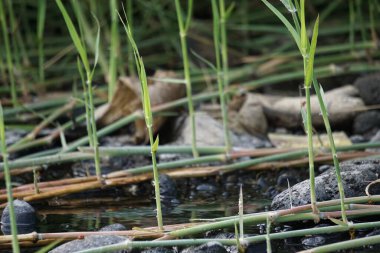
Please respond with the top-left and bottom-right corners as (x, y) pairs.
(118, 8), (164, 232)
(0, 103), (20, 253)
(261, 0), (348, 222)
(0, 1), (17, 107)
(56, 0), (102, 181)
(211, 0), (232, 151)
(174, 0), (198, 158)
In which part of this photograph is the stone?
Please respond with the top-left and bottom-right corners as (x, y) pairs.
(173, 112), (271, 149)
(141, 247), (174, 253)
(50, 224), (129, 253)
(271, 160), (380, 210)
(158, 174), (177, 199)
(1, 200), (36, 235)
(354, 73), (380, 105)
(353, 111), (380, 135)
(301, 236), (326, 249)
(367, 130), (380, 152)
(49, 235), (128, 253)
(181, 242), (227, 253)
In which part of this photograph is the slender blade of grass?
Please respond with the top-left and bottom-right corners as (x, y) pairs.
(56, 0), (90, 74)
(305, 16), (319, 87)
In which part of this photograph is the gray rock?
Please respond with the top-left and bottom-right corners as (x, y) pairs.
(271, 160), (380, 210)
(354, 73), (380, 105)
(301, 235), (326, 248)
(353, 111), (380, 135)
(367, 130), (380, 152)
(50, 224), (128, 253)
(181, 242), (227, 253)
(99, 223), (126, 231)
(1, 200), (36, 235)
(49, 235), (128, 253)
(158, 174), (177, 199)
(141, 247), (174, 253)
(173, 112), (270, 149)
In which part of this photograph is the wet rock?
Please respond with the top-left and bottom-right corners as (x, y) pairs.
(301, 236), (326, 249)
(158, 174), (177, 199)
(318, 164), (331, 174)
(265, 186), (279, 199)
(367, 130), (380, 152)
(276, 170), (298, 188)
(196, 183), (218, 197)
(181, 242), (227, 253)
(50, 224), (129, 253)
(49, 235), (128, 253)
(209, 233), (237, 253)
(1, 200), (36, 235)
(141, 247), (174, 253)
(271, 160), (380, 210)
(350, 135), (367, 144)
(354, 73), (380, 105)
(353, 111), (380, 136)
(173, 112), (270, 148)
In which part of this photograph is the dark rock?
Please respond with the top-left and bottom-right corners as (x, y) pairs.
(158, 174), (177, 199)
(276, 170), (298, 188)
(367, 130), (380, 152)
(181, 242), (227, 253)
(271, 160), (380, 210)
(353, 111), (380, 135)
(141, 247), (174, 253)
(354, 73), (380, 105)
(209, 233), (237, 253)
(265, 186), (279, 199)
(1, 200), (36, 235)
(245, 242), (267, 253)
(301, 236), (326, 249)
(99, 223), (126, 231)
(318, 164), (332, 174)
(350, 135), (367, 144)
(196, 183), (218, 197)
(49, 235), (128, 253)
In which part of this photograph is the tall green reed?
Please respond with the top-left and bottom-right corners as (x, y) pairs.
(211, 0), (231, 151)
(108, 0), (119, 101)
(262, 0), (348, 221)
(37, 0), (47, 85)
(56, 0), (102, 181)
(0, 0), (17, 106)
(300, 0), (319, 217)
(174, 0), (198, 158)
(118, 9), (164, 232)
(126, 0), (135, 77)
(218, 0), (233, 101)
(0, 103), (20, 253)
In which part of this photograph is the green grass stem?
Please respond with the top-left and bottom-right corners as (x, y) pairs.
(0, 0), (17, 106)
(56, 0), (102, 181)
(108, 0), (119, 101)
(175, 0), (198, 158)
(0, 103), (20, 253)
(212, 0), (231, 151)
(118, 10), (163, 231)
(37, 0), (47, 85)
